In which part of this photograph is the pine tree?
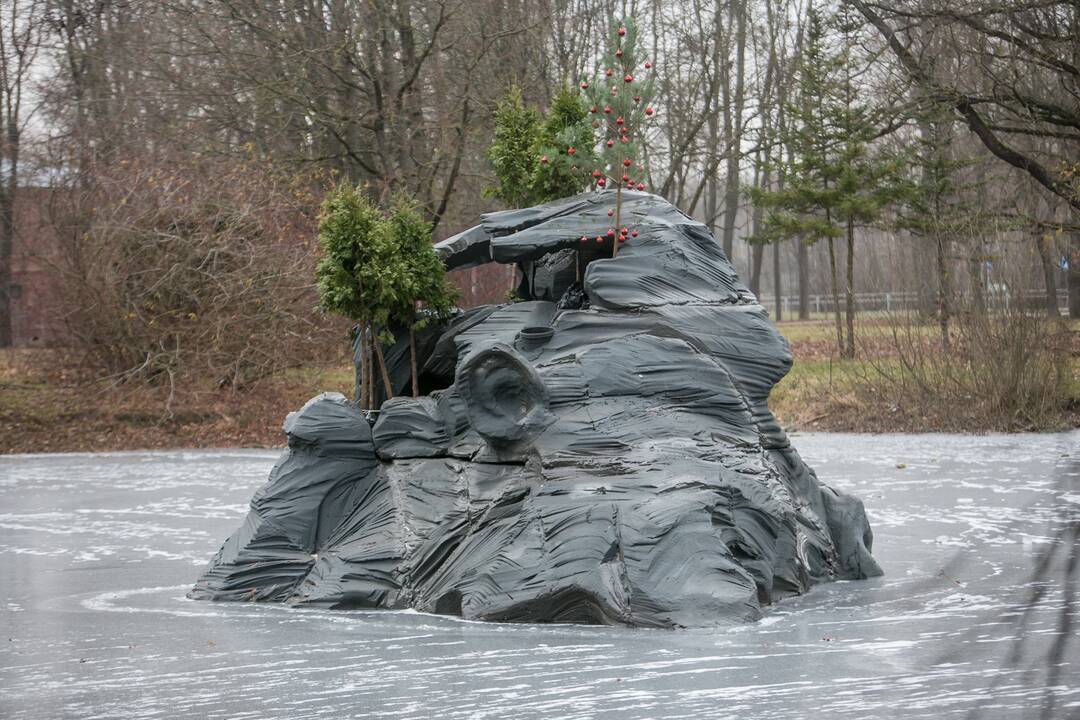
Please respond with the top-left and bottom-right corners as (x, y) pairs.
(751, 5), (905, 357)
(580, 18), (656, 257)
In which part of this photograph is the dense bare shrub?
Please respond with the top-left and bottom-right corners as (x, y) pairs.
(857, 305), (1074, 431)
(50, 156), (345, 394)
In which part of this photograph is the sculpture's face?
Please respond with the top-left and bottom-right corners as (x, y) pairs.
(192, 191), (881, 627)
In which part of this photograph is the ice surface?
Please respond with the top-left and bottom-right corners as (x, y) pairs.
(1, 432), (1076, 719)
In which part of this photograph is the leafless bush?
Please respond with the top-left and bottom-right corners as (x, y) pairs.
(48, 155), (345, 397)
(856, 302), (1074, 431)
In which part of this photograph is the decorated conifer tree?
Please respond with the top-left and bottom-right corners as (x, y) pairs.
(580, 18), (656, 257)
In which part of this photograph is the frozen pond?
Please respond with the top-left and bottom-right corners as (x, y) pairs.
(1, 432), (1077, 719)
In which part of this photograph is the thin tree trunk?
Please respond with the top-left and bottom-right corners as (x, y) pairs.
(358, 320), (369, 409)
(798, 240), (810, 319)
(773, 236), (782, 321)
(0, 131), (17, 348)
(409, 323), (419, 397)
(936, 229), (951, 347)
(373, 331), (394, 401)
(1035, 231), (1061, 317)
(366, 325), (376, 410)
(827, 236), (843, 354)
(612, 185), (622, 257)
(1070, 230), (1080, 319)
(748, 159), (767, 297)
(0, 183), (13, 347)
(844, 218), (856, 358)
(358, 323), (371, 408)
(719, 0), (747, 262)
(750, 244), (765, 297)
(970, 241), (987, 314)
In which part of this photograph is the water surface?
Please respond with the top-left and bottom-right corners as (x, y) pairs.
(1, 433), (1077, 719)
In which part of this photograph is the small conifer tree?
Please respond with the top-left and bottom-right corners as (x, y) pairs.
(315, 184), (386, 408)
(531, 85), (595, 201)
(383, 196), (457, 397)
(751, 5), (905, 357)
(485, 86), (541, 208)
(580, 18), (656, 257)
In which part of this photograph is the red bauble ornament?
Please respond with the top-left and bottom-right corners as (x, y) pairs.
(615, 116), (624, 125)
(580, 235), (587, 243)
(567, 146), (575, 155)
(622, 174), (629, 182)
(606, 139), (614, 148)
(580, 81), (589, 89)
(589, 105), (597, 113)
(617, 27), (626, 36)
(618, 234), (626, 243)
(596, 237), (604, 243)
(644, 61), (652, 69)
(620, 137), (629, 144)
(607, 209), (614, 217)
(605, 68), (613, 77)
(607, 228), (615, 237)
(623, 158), (632, 167)
(633, 96), (641, 103)
(636, 182), (645, 190)
(603, 106), (612, 114)
(624, 74), (633, 83)
(631, 230), (638, 237)
(644, 106), (654, 115)
(621, 227), (628, 234)
(597, 178), (606, 187)
(592, 169), (602, 178)
(615, 49), (623, 57)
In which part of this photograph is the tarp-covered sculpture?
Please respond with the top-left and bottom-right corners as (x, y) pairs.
(191, 190), (882, 627)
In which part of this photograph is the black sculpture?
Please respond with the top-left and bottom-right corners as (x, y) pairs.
(191, 190), (882, 627)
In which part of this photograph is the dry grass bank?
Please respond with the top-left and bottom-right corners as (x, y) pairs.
(2, 315), (1076, 453)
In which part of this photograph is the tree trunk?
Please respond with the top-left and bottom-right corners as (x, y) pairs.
(719, 0), (747, 263)
(358, 321), (369, 409)
(748, 159), (768, 298)
(844, 219), (856, 359)
(366, 325), (376, 410)
(0, 129), (17, 348)
(827, 236), (843, 354)
(750, 244), (765, 298)
(409, 324), (419, 397)
(970, 241), (987, 314)
(773, 236), (782, 321)
(0, 183), (13, 348)
(612, 185), (622, 258)
(373, 331), (394, 401)
(1070, 230), (1080, 319)
(1035, 231), (1061, 317)
(934, 231), (951, 347)
(797, 240), (810, 320)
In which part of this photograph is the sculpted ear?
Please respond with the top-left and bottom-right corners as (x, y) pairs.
(456, 343), (554, 450)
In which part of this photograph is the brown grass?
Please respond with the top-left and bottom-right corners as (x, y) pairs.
(0, 349), (354, 453)
(2, 314), (1076, 454)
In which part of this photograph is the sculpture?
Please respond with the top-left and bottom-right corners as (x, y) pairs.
(190, 190), (882, 627)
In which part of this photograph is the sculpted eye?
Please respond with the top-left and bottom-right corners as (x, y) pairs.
(456, 343), (553, 449)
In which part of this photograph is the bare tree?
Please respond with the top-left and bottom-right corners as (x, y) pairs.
(0, 0), (45, 347)
(844, 0), (1080, 317)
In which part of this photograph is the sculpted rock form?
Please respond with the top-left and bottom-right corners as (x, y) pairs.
(191, 191), (882, 627)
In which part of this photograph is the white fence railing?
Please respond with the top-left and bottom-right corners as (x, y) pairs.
(758, 289), (1070, 318)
